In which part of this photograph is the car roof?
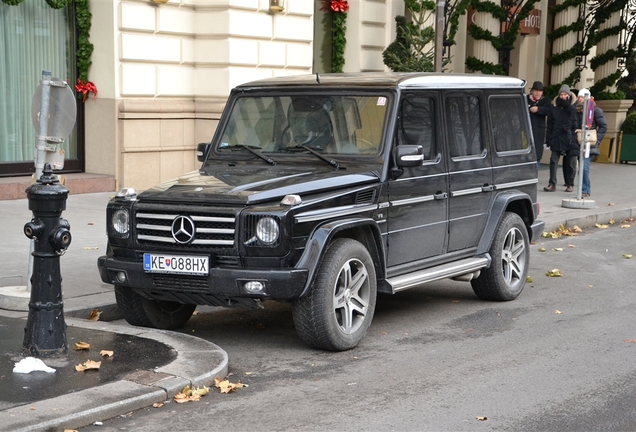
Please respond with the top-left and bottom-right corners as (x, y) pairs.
(237, 72), (526, 90)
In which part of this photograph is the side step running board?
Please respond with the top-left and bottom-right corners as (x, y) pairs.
(387, 256), (491, 293)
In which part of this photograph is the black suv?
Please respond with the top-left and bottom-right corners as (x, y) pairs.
(98, 73), (544, 351)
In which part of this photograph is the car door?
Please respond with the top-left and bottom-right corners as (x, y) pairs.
(444, 91), (493, 252)
(386, 91), (448, 267)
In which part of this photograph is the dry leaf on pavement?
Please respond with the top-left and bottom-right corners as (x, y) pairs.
(174, 385), (210, 403)
(555, 310), (563, 314)
(538, 247), (546, 252)
(214, 377), (247, 394)
(595, 223), (609, 229)
(476, 416), (488, 421)
(552, 247), (564, 251)
(546, 269), (563, 277)
(623, 254), (633, 259)
(100, 350), (114, 357)
(526, 276), (533, 283)
(623, 339), (636, 343)
(74, 342), (90, 351)
(88, 309), (101, 321)
(621, 224), (631, 228)
(153, 402), (164, 408)
(75, 360), (101, 372)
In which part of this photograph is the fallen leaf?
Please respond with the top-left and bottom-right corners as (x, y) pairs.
(81, 247), (99, 250)
(621, 224), (631, 229)
(623, 254), (633, 259)
(595, 223), (609, 229)
(609, 219), (616, 225)
(546, 269), (563, 277)
(88, 309), (101, 321)
(573, 225), (582, 233)
(552, 247), (564, 252)
(174, 385), (210, 403)
(568, 244), (576, 248)
(555, 310), (563, 314)
(608, 202), (615, 206)
(477, 416), (488, 421)
(152, 402), (164, 408)
(622, 218), (634, 223)
(87, 222), (94, 226)
(74, 341), (90, 351)
(526, 276), (533, 283)
(623, 339), (636, 343)
(192, 310), (199, 315)
(100, 350), (114, 357)
(30, 407), (35, 410)
(64, 429), (79, 432)
(75, 360), (101, 372)
(244, 371), (253, 375)
(538, 247), (546, 252)
(214, 377), (247, 394)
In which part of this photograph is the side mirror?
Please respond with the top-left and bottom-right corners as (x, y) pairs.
(197, 143), (211, 162)
(396, 145), (424, 167)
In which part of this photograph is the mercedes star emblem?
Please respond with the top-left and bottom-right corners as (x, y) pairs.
(171, 215), (196, 244)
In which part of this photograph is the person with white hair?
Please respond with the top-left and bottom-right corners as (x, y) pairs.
(575, 89), (607, 197)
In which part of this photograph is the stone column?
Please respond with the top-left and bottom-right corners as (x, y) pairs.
(471, 9), (500, 68)
(593, 10), (622, 93)
(550, 0), (579, 85)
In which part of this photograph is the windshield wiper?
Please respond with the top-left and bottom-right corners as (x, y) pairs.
(232, 144), (276, 165)
(289, 145), (339, 169)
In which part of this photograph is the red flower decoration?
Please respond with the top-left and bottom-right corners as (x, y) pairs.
(330, 0), (348, 13)
(75, 79), (98, 103)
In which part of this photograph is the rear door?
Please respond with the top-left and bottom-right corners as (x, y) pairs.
(444, 91), (493, 252)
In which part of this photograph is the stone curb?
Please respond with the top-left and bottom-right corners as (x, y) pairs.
(542, 206), (636, 233)
(1, 318), (228, 432)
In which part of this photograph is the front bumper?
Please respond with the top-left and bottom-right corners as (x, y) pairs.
(97, 255), (309, 303)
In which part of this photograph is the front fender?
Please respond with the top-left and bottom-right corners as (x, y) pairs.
(477, 191), (536, 256)
(295, 217), (385, 297)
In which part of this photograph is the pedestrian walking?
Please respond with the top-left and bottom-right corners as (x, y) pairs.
(527, 81), (552, 168)
(544, 84), (578, 192)
(575, 89), (607, 197)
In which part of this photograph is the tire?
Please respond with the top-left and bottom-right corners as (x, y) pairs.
(114, 286), (196, 330)
(471, 212), (529, 301)
(292, 238), (377, 351)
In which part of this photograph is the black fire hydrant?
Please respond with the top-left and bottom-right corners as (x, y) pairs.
(23, 163), (72, 357)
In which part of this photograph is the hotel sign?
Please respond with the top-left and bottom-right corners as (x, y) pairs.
(467, 8), (542, 35)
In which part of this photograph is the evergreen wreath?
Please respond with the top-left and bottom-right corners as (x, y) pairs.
(322, 0), (349, 73)
(2, 0), (94, 100)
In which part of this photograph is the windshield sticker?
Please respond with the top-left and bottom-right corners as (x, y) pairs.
(377, 97), (386, 106)
(220, 142), (229, 148)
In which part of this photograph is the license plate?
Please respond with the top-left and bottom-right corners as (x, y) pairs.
(143, 253), (209, 275)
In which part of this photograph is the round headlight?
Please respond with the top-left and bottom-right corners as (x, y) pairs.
(112, 209), (129, 235)
(256, 217), (279, 245)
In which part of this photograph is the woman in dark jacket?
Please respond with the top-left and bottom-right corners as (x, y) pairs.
(544, 84), (578, 192)
(527, 81), (552, 167)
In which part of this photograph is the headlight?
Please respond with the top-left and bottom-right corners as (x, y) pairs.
(256, 217), (279, 245)
(112, 209), (130, 235)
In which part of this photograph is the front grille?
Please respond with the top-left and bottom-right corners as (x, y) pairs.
(152, 274), (209, 292)
(135, 207), (236, 250)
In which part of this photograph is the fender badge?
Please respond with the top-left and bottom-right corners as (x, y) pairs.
(194, 187), (203, 192)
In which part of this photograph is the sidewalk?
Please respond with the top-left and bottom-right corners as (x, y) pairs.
(0, 160), (633, 431)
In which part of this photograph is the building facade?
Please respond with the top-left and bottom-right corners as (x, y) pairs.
(0, 0), (626, 190)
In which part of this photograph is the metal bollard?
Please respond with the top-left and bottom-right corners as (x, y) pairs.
(23, 163), (71, 357)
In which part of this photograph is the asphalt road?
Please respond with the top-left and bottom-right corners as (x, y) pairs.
(82, 221), (636, 431)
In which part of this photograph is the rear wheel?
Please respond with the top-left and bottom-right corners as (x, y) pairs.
(292, 238), (377, 351)
(114, 286), (196, 329)
(471, 212), (529, 301)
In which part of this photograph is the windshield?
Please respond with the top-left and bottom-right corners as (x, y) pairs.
(215, 94), (390, 157)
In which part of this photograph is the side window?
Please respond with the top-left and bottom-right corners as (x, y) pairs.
(397, 94), (436, 160)
(446, 95), (484, 158)
(489, 95), (530, 153)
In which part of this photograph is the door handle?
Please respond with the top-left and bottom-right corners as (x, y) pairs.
(434, 192), (448, 200)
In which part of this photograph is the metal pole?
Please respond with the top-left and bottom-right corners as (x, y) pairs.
(434, 0), (445, 72)
(577, 94), (590, 200)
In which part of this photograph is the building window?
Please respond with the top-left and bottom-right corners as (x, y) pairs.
(0, 1), (75, 173)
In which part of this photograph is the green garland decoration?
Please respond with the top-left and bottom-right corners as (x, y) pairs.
(464, 0), (539, 75)
(447, 0), (471, 46)
(332, 11), (347, 73)
(2, 0), (94, 98)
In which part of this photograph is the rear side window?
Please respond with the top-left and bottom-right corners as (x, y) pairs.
(446, 95), (484, 158)
(489, 95), (530, 153)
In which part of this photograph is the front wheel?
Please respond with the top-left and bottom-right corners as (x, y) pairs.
(471, 212), (529, 301)
(292, 238), (377, 351)
(114, 286), (196, 330)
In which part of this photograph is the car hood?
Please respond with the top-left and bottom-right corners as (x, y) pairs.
(139, 164), (381, 205)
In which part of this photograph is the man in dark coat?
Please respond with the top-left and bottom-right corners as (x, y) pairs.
(527, 81), (552, 167)
(544, 84), (578, 192)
